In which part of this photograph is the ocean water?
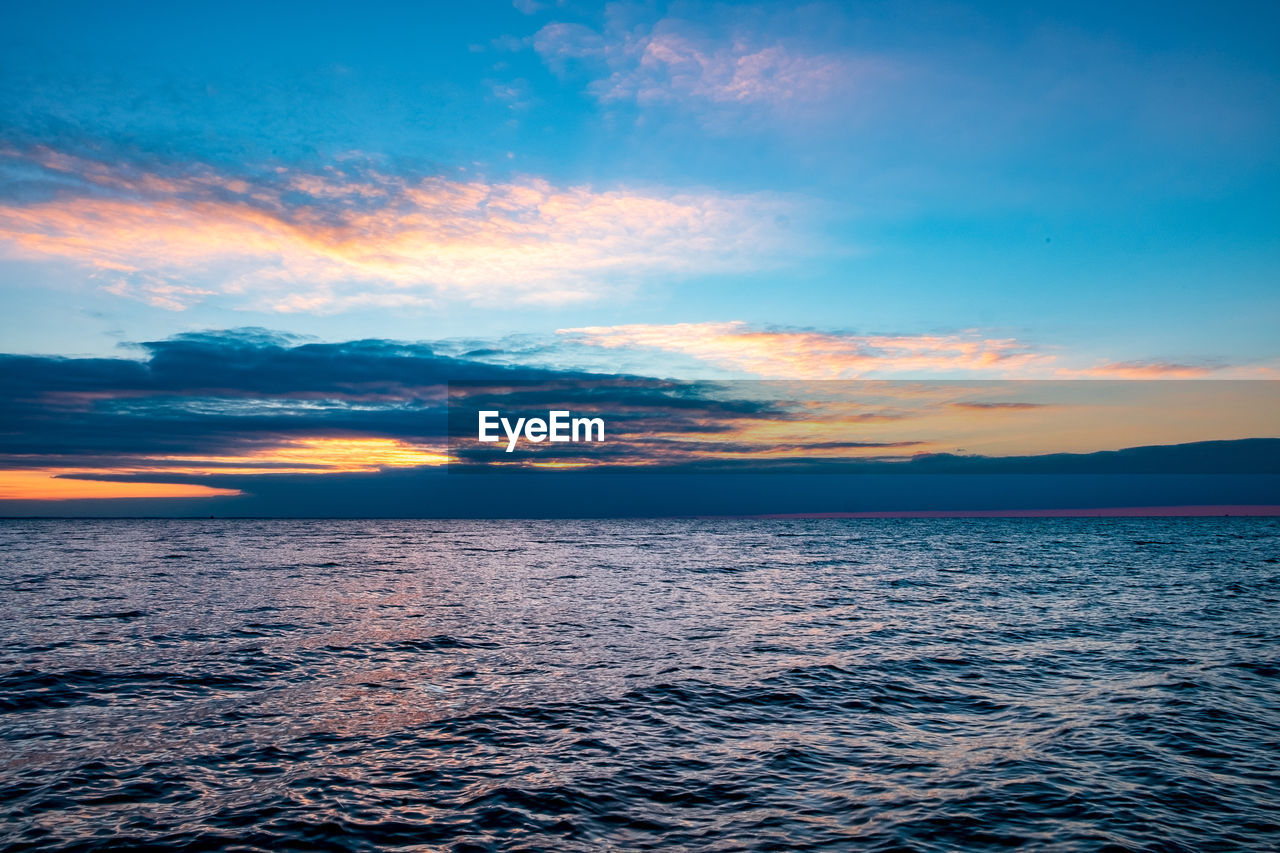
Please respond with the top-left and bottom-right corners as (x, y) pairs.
(1, 518), (1278, 852)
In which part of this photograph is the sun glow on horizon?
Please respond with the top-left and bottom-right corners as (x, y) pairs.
(0, 470), (242, 501)
(0, 437), (450, 501)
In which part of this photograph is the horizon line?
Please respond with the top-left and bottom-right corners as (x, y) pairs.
(2, 505), (1280, 520)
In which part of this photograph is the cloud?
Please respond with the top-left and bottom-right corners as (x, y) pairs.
(0, 330), (853, 486)
(949, 401), (1049, 410)
(0, 330), (572, 497)
(557, 322), (1050, 378)
(532, 14), (884, 114)
(0, 145), (796, 311)
(0, 329), (549, 465)
(1067, 360), (1220, 379)
(1049, 359), (1279, 379)
(554, 323), (1280, 380)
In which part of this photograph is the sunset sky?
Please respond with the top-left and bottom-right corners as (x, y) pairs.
(1, 1), (1277, 510)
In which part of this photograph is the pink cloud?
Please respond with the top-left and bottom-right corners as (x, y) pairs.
(557, 322), (1050, 378)
(1052, 359), (1279, 378)
(0, 147), (795, 312)
(557, 323), (1275, 379)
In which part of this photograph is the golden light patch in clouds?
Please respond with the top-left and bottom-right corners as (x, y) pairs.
(558, 322), (1048, 378)
(0, 147), (793, 312)
(149, 437), (450, 473)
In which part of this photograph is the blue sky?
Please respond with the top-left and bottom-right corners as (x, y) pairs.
(1, 0), (1278, 374)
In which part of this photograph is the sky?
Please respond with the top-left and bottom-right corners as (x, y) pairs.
(0, 1), (1277, 511)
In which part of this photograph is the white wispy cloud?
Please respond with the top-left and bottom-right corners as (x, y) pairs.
(532, 12), (888, 114)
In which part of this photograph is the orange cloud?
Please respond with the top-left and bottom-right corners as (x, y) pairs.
(0, 147), (793, 312)
(558, 322), (1049, 378)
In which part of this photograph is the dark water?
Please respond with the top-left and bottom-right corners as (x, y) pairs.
(1, 519), (1278, 852)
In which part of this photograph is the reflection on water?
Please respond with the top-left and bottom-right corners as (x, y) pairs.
(1, 518), (1278, 851)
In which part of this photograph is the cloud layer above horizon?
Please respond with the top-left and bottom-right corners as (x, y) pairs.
(1, 328), (1275, 502)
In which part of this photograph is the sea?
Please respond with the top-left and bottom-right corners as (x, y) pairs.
(1, 518), (1277, 852)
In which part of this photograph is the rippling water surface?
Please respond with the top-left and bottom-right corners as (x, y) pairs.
(1, 518), (1278, 851)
